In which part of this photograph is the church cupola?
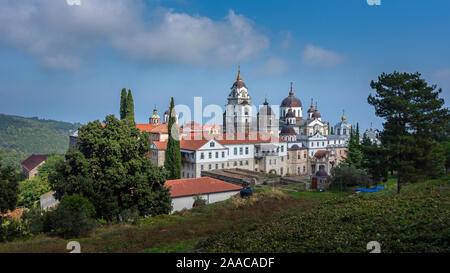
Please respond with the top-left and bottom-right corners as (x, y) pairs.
(312, 102), (322, 121)
(149, 106), (161, 125)
(280, 82), (303, 121)
(307, 98), (315, 120)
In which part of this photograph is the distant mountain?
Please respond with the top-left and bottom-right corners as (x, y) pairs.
(0, 113), (81, 167)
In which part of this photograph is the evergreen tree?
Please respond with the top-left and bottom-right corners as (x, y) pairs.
(345, 125), (363, 168)
(164, 98), (181, 179)
(361, 134), (389, 186)
(330, 126), (334, 135)
(368, 72), (450, 194)
(356, 122), (360, 145)
(126, 89), (135, 123)
(120, 88), (127, 120)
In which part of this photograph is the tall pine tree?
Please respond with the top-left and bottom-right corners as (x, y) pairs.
(126, 89), (135, 123)
(164, 98), (181, 179)
(345, 125), (363, 168)
(120, 88), (127, 120)
(368, 72), (449, 194)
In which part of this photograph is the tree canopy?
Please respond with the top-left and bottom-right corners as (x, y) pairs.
(49, 115), (172, 221)
(164, 98), (181, 180)
(368, 72), (449, 193)
(0, 153), (20, 214)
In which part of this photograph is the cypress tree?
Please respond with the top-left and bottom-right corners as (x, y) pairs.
(120, 88), (127, 120)
(164, 98), (181, 179)
(356, 122), (360, 145)
(126, 89), (135, 123)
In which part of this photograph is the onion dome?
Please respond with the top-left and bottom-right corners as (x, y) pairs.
(281, 82), (302, 107)
(341, 109), (346, 121)
(315, 169), (328, 177)
(280, 125), (297, 135)
(312, 103), (321, 118)
(151, 107), (160, 119)
(231, 65), (247, 89)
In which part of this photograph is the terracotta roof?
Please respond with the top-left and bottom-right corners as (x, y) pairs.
(21, 154), (50, 172)
(153, 141), (168, 150)
(314, 150), (329, 159)
(166, 177), (242, 198)
(1, 207), (25, 218)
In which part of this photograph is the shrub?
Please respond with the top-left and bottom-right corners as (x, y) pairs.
(193, 195), (207, 209)
(21, 207), (46, 236)
(120, 207), (140, 225)
(330, 164), (374, 189)
(45, 194), (97, 238)
(0, 217), (23, 242)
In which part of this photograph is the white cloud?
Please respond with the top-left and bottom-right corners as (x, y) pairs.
(258, 57), (287, 76)
(301, 44), (345, 67)
(0, 1), (268, 69)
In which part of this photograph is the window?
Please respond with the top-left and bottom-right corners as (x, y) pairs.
(234, 161), (237, 166)
(208, 164), (212, 170)
(245, 147), (249, 155)
(234, 147), (237, 155)
(239, 147), (243, 155)
(201, 165), (204, 170)
(216, 152), (219, 158)
(343, 129), (346, 135)
(200, 153), (204, 159)
(322, 142), (325, 146)
(274, 159), (277, 165)
(222, 163), (225, 169)
(298, 154), (300, 159)
(281, 156), (284, 162)
(240, 161), (243, 166)
(281, 146), (284, 152)
(311, 142), (314, 147)
(303, 166), (306, 172)
(297, 167), (300, 174)
(210, 142), (215, 147)
(208, 152), (212, 159)
(269, 159), (272, 165)
(215, 164), (218, 169)
(245, 160), (249, 165)
(280, 168), (283, 175)
(222, 151), (225, 158)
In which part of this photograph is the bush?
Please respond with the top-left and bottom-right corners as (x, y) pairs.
(21, 207), (46, 236)
(120, 207), (140, 225)
(192, 195), (207, 209)
(330, 164), (374, 189)
(45, 194), (97, 238)
(0, 217), (23, 242)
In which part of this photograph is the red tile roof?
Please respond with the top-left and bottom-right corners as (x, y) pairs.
(21, 154), (51, 172)
(153, 141), (168, 150)
(165, 177), (242, 198)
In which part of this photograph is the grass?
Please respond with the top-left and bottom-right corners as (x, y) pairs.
(0, 176), (448, 253)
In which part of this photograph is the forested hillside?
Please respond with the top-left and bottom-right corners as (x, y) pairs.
(0, 114), (80, 167)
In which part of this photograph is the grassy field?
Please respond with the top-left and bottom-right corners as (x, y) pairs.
(0, 175), (448, 253)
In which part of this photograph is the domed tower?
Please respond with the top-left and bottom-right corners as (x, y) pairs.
(280, 82), (302, 122)
(223, 66), (254, 134)
(257, 95), (278, 135)
(149, 106), (161, 125)
(312, 102), (322, 121)
(334, 109), (352, 136)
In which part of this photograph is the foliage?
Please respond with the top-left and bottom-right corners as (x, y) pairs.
(0, 217), (23, 243)
(345, 126), (363, 168)
(361, 134), (389, 185)
(192, 195), (207, 209)
(0, 156), (20, 214)
(0, 114), (79, 167)
(164, 97), (181, 179)
(330, 163), (373, 189)
(368, 72), (450, 193)
(44, 194), (97, 238)
(120, 88), (128, 120)
(440, 141), (450, 173)
(126, 89), (135, 123)
(198, 178), (450, 253)
(49, 115), (172, 221)
(21, 207), (46, 236)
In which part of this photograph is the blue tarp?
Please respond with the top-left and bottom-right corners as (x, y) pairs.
(354, 186), (384, 193)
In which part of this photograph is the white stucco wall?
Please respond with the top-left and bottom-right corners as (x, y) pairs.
(171, 190), (240, 213)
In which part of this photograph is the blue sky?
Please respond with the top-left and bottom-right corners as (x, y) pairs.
(0, 0), (449, 131)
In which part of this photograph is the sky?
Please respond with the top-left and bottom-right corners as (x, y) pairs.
(0, 0), (449, 131)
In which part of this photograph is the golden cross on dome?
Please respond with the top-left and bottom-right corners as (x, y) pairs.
(237, 65), (242, 82)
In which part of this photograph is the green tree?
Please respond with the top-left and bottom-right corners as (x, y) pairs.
(361, 134), (389, 186)
(0, 152), (20, 215)
(49, 115), (172, 221)
(345, 126), (363, 168)
(368, 72), (450, 194)
(120, 88), (128, 120)
(44, 194), (97, 238)
(164, 98), (181, 179)
(126, 89), (135, 123)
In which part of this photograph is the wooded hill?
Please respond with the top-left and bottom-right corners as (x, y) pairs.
(0, 113), (80, 167)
